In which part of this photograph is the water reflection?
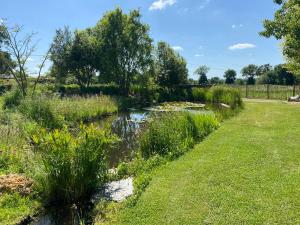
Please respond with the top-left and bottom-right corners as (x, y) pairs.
(96, 110), (149, 167)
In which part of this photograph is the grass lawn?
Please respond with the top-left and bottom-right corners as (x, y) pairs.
(105, 101), (300, 225)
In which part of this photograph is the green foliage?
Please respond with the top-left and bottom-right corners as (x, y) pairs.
(0, 111), (34, 174)
(209, 87), (243, 109)
(224, 69), (237, 84)
(260, 0), (300, 76)
(241, 64), (259, 85)
(50, 26), (74, 84)
(140, 112), (219, 159)
(155, 42), (188, 89)
(55, 95), (118, 122)
(192, 88), (207, 102)
(94, 8), (153, 95)
(16, 95), (117, 129)
(3, 89), (23, 109)
(18, 96), (63, 129)
(194, 66), (210, 86)
(33, 124), (115, 204)
(59, 84), (121, 96)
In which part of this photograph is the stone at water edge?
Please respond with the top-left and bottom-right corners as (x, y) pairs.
(104, 177), (133, 202)
(220, 103), (231, 108)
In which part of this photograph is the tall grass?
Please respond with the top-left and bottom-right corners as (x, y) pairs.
(33, 124), (116, 204)
(0, 112), (31, 174)
(55, 95), (117, 122)
(17, 95), (118, 129)
(208, 87), (243, 109)
(140, 112), (219, 159)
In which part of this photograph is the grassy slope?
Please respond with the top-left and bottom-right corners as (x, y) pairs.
(109, 102), (300, 225)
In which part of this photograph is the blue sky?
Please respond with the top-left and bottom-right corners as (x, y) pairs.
(1, 0), (283, 79)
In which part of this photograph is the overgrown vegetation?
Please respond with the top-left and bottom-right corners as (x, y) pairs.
(33, 124), (116, 204)
(140, 113), (219, 159)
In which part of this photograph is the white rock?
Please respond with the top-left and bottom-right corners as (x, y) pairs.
(104, 177), (133, 202)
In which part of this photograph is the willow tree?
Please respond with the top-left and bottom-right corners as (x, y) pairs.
(261, 0), (300, 76)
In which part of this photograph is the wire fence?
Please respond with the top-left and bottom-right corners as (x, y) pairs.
(228, 85), (300, 100)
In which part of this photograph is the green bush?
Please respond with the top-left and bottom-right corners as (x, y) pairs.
(209, 87), (243, 109)
(33, 124), (116, 204)
(140, 112), (219, 159)
(3, 89), (23, 109)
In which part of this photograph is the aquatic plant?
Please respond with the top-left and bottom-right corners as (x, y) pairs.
(33, 124), (116, 204)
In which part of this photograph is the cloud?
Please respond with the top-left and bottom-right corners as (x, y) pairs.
(228, 43), (256, 50)
(232, 24), (244, 29)
(28, 57), (34, 62)
(172, 46), (184, 51)
(198, 0), (211, 10)
(194, 54), (204, 57)
(149, 0), (176, 11)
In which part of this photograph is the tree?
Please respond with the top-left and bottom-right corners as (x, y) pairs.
(260, 0), (300, 76)
(194, 66), (209, 86)
(241, 64), (259, 85)
(155, 41), (188, 89)
(0, 23), (37, 96)
(257, 64), (273, 76)
(93, 8), (153, 95)
(68, 30), (97, 89)
(210, 77), (223, 85)
(50, 26), (73, 84)
(274, 64), (296, 85)
(0, 51), (15, 74)
(224, 69), (237, 84)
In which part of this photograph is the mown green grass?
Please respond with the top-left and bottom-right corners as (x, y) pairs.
(104, 101), (300, 225)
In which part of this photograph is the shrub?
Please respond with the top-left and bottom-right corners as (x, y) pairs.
(140, 112), (219, 159)
(3, 89), (23, 109)
(33, 124), (116, 204)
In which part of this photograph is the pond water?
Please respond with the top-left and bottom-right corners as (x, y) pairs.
(96, 110), (149, 167)
(29, 107), (214, 225)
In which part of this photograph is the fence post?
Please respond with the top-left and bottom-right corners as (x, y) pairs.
(246, 85), (248, 98)
(267, 84), (270, 99)
(293, 84), (296, 96)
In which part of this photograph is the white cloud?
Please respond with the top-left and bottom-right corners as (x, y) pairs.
(198, 0), (211, 10)
(232, 24), (244, 29)
(149, 0), (176, 11)
(172, 46), (184, 51)
(228, 43), (256, 50)
(194, 54), (204, 57)
(28, 57), (34, 62)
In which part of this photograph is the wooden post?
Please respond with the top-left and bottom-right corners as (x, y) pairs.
(246, 85), (248, 98)
(267, 84), (270, 99)
(293, 84), (296, 96)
